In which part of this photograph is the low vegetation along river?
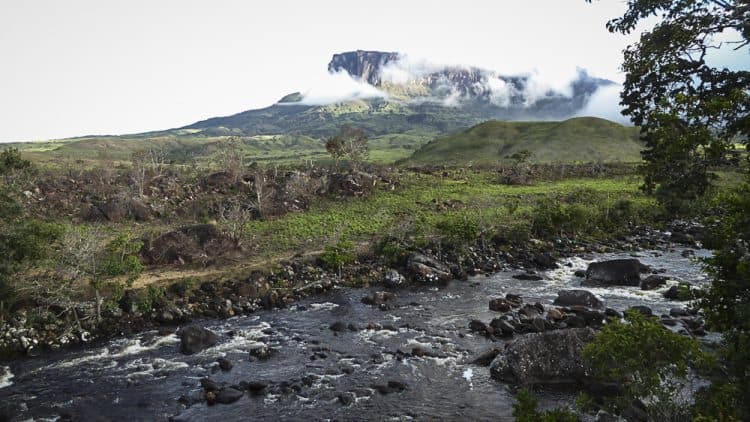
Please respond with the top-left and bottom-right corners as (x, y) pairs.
(0, 248), (710, 421)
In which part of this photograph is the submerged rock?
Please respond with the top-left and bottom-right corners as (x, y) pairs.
(179, 326), (218, 355)
(215, 387), (243, 404)
(640, 275), (669, 290)
(489, 328), (596, 386)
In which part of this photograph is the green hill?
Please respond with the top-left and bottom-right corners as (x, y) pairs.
(405, 117), (642, 165)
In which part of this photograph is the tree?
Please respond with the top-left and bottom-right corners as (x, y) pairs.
(591, 0), (749, 211)
(0, 156), (62, 318)
(594, 1), (750, 418)
(325, 126), (369, 170)
(59, 229), (143, 321)
(696, 182), (750, 419)
(583, 311), (711, 420)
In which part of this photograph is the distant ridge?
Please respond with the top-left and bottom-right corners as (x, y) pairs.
(406, 117), (642, 164)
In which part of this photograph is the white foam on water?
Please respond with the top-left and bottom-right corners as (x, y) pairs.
(264, 393), (280, 405)
(0, 366), (14, 389)
(308, 302), (340, 311)
(202, 322), (272, 355)
(462, 368), (474, 389)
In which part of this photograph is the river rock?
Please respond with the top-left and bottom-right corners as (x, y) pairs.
(406, 253), (451, 283)
(470, 348), (503, 366)
(547, 308), (564, 321)
(628, 305), (653, 317)
(489, 298), (512, 313)
(583, 259), (646, 287)
(489, 328), (596, 385)
(640, 275), (668, 290)
(383, 269), (405, 287)
(512, 272), (543, 281)
(489, 318), (515, 337)
(553, 290), (603, 309)
(215, 387), (243, 404)
(217, 357), (233, 371)
(179, 326), (218, 355)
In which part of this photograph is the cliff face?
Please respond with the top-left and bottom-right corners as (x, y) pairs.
(327, 50), (400, 85)
(326, 50), (614, 108)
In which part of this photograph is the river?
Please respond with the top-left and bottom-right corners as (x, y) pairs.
(0, 248), (711, 421)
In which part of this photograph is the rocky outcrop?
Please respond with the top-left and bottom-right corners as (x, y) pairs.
(406, 253), (451, 283)
(489, 328), (596, 385)
(328, 50), (400, 85)
(583, 259), (647, 287)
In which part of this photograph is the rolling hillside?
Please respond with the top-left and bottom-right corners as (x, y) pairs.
(406, 117), (642, 165)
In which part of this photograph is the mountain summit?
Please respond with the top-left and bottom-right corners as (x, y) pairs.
(180, 50), (619, 140)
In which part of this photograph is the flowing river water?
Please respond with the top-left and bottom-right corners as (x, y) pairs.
(0, 248), (711, 421)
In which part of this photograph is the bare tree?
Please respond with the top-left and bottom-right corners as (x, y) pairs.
(325, 126), (369, 170)
(217, 137), (245, 181)
(248, 168), (274, 219)
(131, 150), (149, 197)
(219, 199), (253, 246)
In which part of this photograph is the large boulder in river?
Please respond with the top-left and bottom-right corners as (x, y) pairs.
(179, 326), (218, 355)
(490, 328), (596, 386)
(553, 290), (603, 309)
(583, 259), (647, 287)
(406, 253), (451, 283)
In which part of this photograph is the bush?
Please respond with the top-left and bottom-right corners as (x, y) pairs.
(320, 238), (356, 277)
(583, 310), (712, 419)
(373, 236), (409, 267)
(512, 389), (580, 422)
(139, 285), (166, 312)
(435, 214), (481, 252)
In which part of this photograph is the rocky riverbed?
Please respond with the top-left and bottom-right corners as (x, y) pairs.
(0, 238), (713, 421)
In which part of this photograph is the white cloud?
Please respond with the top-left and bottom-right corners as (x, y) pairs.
(575, 84), (631, 125)
(296, 70), (387, 105)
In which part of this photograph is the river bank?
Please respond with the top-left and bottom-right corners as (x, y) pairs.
(0, 224), (713, 421)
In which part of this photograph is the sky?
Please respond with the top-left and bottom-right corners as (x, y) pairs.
(0, 0), (746, 142)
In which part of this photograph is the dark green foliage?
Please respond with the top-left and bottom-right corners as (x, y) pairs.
(583, 311), (711, 419)
(320, 239), (356, 277)
(0, 148), (31, 174)
(373, 236), (410, 267)
(100, 233), (144, 283)
(0, 187), (63, 314)
(512, 389), (580, 422)
(697, 182), (750, 419)
(435, 214), (481, 251)
(530, 188), (659, 238)
(139, 285), (166, 312)
(595, 0), (750, 210)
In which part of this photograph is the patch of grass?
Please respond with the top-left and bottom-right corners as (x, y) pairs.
(243, 173), (653, 259)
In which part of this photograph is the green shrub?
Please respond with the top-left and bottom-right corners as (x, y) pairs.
(139, 285), (166, 312)
(320, 238), (356, 277)
(583, 311), (713, 419)
(435, 214), (481, 251)
(373, 236), (409, 266)
(512, 389), (580, 422)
